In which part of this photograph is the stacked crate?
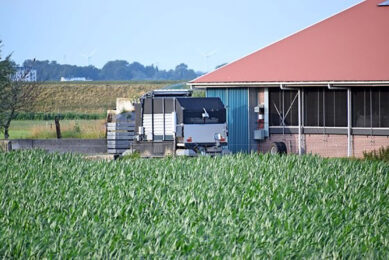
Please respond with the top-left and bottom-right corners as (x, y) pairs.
(107, 117), (135, 155)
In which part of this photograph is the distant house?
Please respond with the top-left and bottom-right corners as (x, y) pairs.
(14, 67), (37, 82)
(60, 77), (91, 82)
(189, 0), (389, 157)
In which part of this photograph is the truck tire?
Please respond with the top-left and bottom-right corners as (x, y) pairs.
(270, 142), (287, 155)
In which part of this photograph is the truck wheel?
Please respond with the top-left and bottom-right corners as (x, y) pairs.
(270, 142), (287, 155)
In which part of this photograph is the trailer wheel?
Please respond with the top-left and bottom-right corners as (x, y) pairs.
(270, 142), (287, 155)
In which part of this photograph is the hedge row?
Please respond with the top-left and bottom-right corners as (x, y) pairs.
(14, 112), (105, 121)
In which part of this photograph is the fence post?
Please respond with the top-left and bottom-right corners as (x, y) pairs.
(55, 116), (62, 139)
(0, 140), (12, 152)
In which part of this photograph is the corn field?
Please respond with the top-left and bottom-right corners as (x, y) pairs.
(0, 150), (388, 258)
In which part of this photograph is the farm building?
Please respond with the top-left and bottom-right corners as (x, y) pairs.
(188, 0), (389, 157)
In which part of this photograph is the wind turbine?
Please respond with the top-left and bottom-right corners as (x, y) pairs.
(81, 48), (97, 66)
(198, 49), (217, 72)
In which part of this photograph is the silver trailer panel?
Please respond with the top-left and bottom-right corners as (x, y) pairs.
(182, 123), (227, 144)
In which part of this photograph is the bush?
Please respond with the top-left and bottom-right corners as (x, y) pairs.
(363, 146), (389, 162)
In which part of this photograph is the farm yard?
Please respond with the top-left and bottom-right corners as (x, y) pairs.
(6, 81), (177, 139)
(1, 0), (389, 258)
(1, 150), (388, 258)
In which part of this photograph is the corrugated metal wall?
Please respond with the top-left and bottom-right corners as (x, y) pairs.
(207, 88), (249, 153)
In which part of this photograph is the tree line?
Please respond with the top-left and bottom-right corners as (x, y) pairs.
(22, 59), (202, 81)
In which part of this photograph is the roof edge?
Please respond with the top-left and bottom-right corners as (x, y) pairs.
(188, 80), (389, 88)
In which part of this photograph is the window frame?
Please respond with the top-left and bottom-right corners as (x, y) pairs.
(352, 87), (389, 128)
(269, 88), (299, 127)
(303, 87), (347, 128)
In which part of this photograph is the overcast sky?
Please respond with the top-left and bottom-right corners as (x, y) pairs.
(0, 0), (362, 71)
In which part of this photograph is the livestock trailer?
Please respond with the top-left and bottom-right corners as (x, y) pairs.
(133, 90), (229, 157)
(107, 90), (229, 157)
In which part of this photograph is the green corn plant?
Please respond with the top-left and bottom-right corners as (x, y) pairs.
(0, 150), (388, 258)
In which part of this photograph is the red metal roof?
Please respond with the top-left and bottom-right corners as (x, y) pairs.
(191, 0), (389, 84)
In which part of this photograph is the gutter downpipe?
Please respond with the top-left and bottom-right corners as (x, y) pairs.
(247, 88), (250, 153)
(298, 89), (302, 155)
(347, 88), (352, 157)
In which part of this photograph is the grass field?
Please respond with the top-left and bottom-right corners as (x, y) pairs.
(27, 81), (179, 114)
(8, 120), (105, 139)
(5, 80), (201, 139)
(1, 150), (388, 258)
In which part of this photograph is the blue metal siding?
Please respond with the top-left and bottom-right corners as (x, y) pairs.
(206, 88), (227, 103)
(227, 88), (249, 153)
(206, 88), (249, 153)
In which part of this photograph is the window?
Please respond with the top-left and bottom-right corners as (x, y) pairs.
(352, 88), (389, 127)
(269, 88), (298, 126)
(304, 88), (347, 127)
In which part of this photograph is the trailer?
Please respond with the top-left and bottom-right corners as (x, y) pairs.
(131, 90), (229, 157)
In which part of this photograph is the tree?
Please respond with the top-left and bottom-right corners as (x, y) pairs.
(172, 63), (198, 80)
(24, 58), (202, 81)
(215, 63), (227, 70)
(100, 60), (132, 80)
(0, 41), (38, 139)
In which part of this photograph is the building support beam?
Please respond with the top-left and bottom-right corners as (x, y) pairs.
(301, 88), (305, 153)
(347, 88), (352, 157)
(264, 88), (269, 137)
(298, 89), (302, 155)
(247, 88), (250, 153)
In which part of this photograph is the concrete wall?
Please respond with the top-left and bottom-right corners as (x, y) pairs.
(259, 134), (389, 158)
(10, 139), (107, 154)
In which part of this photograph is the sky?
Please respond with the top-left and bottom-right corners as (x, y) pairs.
(0, 0), (362, 72)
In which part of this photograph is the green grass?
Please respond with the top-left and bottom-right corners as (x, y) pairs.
(7, 121), (47, 139)
(8, 120), (105, 139)
(1, 151), (388, 258)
